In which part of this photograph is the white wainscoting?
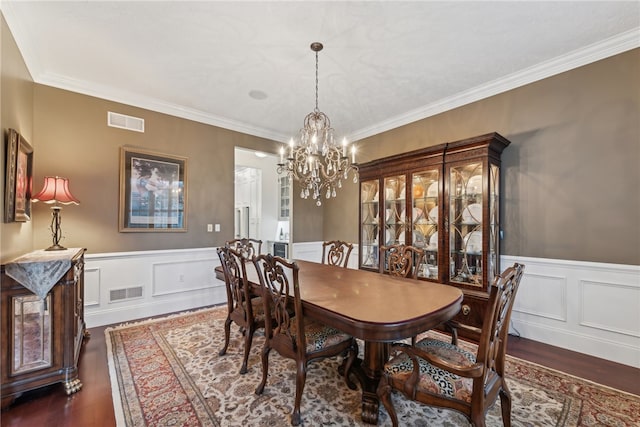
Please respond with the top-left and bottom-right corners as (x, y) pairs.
(503, 255), (639, 368)
(84, 244), (639, 367)
(84, 248), (225, 328)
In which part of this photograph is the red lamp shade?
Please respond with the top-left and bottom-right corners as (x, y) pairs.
(32, 176), (80, 205)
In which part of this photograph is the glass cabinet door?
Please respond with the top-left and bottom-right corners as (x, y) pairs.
(488, 164), (500, 285)
(383, 175), (407, 246)
(449, 162), (486, 287)
(411, 170), (439, 279)
(278, 176), (290, 220)
(360, 180), (380, 269)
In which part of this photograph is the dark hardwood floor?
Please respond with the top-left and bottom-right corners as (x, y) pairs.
(2, 317), (639, 427)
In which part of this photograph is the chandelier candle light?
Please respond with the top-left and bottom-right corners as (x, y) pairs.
(32, 176), (80, 251)
(277, 42), (358, 206)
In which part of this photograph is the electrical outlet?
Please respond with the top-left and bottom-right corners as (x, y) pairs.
(215, 224), (221, 232)
(207, 224), (213, 232)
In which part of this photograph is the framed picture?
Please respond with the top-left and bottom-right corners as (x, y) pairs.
(4, 129), (33, 222)
(119, 147), (187, 232)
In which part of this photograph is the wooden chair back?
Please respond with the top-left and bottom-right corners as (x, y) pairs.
(252, 253), (304, 356)
(475, 262), (525, 384)
(321, 240), (354, 268)
(216, 246), (263, 374)
(217, 246), (254, 321)
(379, 244), (425, 279)
(225, 238), (263, 259)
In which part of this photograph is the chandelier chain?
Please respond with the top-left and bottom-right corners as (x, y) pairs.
(315, 50), (319, 112)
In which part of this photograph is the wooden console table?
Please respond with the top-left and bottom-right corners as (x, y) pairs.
(1, 248), (87, 408)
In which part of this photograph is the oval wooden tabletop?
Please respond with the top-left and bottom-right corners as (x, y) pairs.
(246, 259), (463, 341)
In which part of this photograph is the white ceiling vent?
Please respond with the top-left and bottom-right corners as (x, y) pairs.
(108, 111), (145, 133)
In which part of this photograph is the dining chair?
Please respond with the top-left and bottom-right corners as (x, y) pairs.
(252, 253), (359, 426)
(216, 246), (267, 374)
(379, 244), (425, 279)
(225, 238), (263, 259)
(321, 240), (354, 268)
(379, 243), (426, 345)
(377, 263), (525, 427)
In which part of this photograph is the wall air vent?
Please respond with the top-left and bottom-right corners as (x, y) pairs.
(108, 111), (145, 133)
(110, 286), (144, 302)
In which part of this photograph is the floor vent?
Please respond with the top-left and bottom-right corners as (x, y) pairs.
(107, 111), (145, 132)
(110, 286), (143, 302)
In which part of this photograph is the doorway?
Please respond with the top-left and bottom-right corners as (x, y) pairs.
(234, 148), (287, 246)
(234, 166), (261, 239)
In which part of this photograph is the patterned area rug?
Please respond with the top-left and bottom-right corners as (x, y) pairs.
(106, 306), (639, 426)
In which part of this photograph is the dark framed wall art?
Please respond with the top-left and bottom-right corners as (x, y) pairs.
(119, 146), (188, 232)
(4, 129), (34, 222)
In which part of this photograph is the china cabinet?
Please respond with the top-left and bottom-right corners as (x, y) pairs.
(1, 248), (87, 407)
(358, 133), (510, 337)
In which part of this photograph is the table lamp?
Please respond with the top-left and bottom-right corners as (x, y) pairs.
(32, 176), (80, 251)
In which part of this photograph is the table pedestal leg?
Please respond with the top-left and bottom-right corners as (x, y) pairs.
(350, 341), (389, 425)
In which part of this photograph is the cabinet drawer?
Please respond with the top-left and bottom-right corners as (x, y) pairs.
(451, 294), (487, 341)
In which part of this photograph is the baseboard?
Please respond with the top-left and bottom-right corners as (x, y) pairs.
(85, 289), (225, 328)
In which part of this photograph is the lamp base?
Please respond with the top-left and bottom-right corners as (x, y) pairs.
(45, 244), (67, 251)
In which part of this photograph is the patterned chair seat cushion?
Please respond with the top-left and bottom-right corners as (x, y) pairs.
(384, 338), (476, 402)
(240, 297), (267, 322)
(290, 317), (353, 353)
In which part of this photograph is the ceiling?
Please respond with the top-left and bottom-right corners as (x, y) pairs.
(2, 1), (639, 143)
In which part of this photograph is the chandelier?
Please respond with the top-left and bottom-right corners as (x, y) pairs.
(277, 42), (358, 206)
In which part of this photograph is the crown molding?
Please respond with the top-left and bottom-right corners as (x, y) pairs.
(5, 0), (638, 144)
(36, 72), (289, 143)
(349, 28), (640, 141)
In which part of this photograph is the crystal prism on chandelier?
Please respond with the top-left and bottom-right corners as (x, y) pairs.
(277, 42), (358, 207)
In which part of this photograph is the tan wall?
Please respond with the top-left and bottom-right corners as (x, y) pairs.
(291, 181), (324, 243)
(3, 11), (638, 265)
(1, 15), (34, 263)
(321, 175), (358, 242)
(323, 49), (640, 266)
(31, 86), (279, 254)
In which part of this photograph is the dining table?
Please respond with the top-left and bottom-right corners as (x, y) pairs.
(221, 259), (463, 425)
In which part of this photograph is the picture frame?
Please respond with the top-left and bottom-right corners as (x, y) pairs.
(119, 146), (187, 232)
(4, 129), (33, 222)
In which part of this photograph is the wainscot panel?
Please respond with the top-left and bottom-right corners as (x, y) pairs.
(514, 272), (567, 322)
(84, 266), (101, 307)
(506, 255), (639, 368)
(84, 248), (225, 328)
